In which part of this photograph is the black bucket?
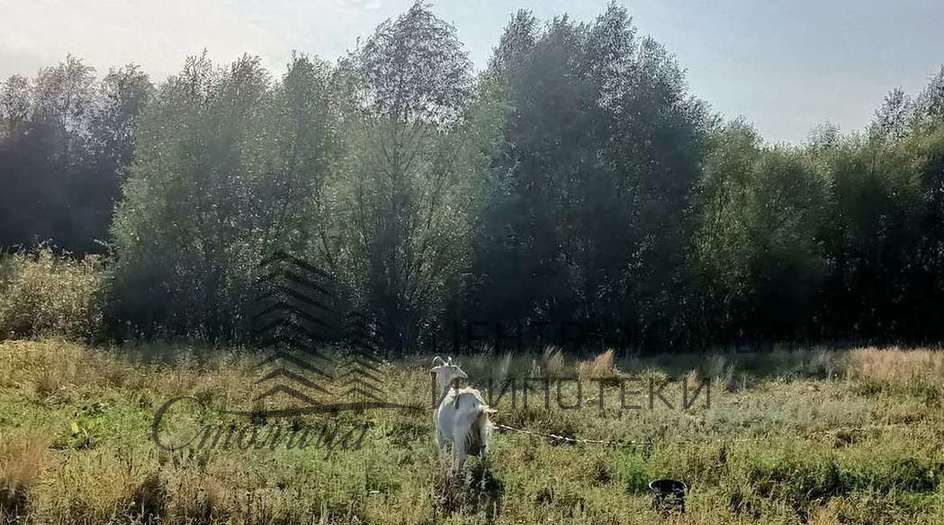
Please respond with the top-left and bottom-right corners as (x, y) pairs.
(649, 479), (687, 514)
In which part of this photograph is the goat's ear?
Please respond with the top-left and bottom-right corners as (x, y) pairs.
(432, 356), (445, 366)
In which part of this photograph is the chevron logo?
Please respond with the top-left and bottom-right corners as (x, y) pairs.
(229, 251), (424, 418)
(335, 311), (387, 404)
(252, 251), (338, 408)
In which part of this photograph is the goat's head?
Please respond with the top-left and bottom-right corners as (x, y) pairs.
(430, 356), (468, 394)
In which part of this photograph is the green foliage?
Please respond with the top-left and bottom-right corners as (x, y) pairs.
(695, 122), (831, 339)
(331, 3), (487, 351)
(3, 4), (944, 348)
(466, 5), (710, 348)
(0, 57), (152, 253)
(353, 2), (473, 124)
(694, 94), (944, 344)
(110, 53), (344, 338)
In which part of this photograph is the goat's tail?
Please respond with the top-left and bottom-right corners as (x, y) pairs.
(467, 406), (496, 457)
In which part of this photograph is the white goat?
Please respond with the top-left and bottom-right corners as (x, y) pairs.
(430, 356), (495, 472)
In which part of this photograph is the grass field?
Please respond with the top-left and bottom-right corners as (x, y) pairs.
(2, 340), (944, 524)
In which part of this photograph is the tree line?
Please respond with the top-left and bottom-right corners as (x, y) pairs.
(2, 3), (943, 351)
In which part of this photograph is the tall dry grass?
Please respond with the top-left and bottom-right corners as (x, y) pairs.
(0, 339), (258, 407)
(577, 349), (617, 379)
(2, 341), (944, 523)
(846, 346), (944, 393)
(0, 340), (134, 397)
(534, 346), (567, 377)
(0, 432), (49, 519)
(0, 248), (107, 341)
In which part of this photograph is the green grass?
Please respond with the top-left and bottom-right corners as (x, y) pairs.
(2, 340), (944, 524)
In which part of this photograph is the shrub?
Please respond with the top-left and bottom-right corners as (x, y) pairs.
(0, 247), (107, 341)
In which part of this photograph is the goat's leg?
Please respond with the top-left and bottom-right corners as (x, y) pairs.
(442, 446), (452, 473)
(454, 446), (467, 474)
(437, 439), (451, 472)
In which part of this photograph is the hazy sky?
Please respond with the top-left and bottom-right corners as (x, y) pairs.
(1, 0), (942, 144)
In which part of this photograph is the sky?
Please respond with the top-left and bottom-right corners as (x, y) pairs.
(1, 0), (942, 144)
